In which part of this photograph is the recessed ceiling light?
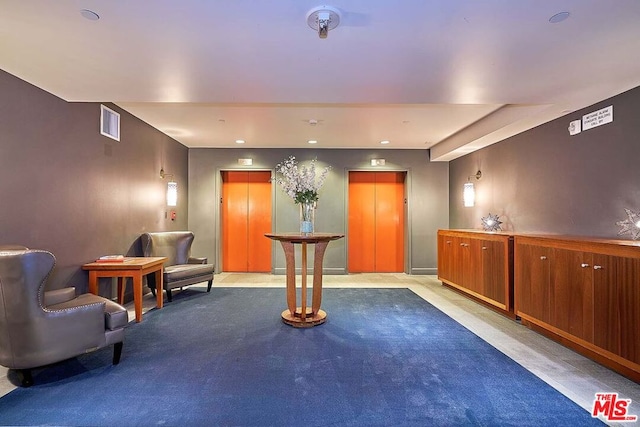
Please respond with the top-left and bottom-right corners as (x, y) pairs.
(308, 140), (318, 144)
(549, 11), (570, 24)
(380, 140), (390, 145)
(80, 9), (100, 21)
(235, 139), (245, 144)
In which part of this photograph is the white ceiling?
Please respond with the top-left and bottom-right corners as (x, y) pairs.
(2, 1), (640, 161)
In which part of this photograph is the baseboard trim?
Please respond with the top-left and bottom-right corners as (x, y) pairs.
(272, 267), (347, 275)
(270, 267), (435, 275)
(410, 267), (437, 275)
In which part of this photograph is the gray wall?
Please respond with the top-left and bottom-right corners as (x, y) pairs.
(7, 63), (637, 286)
(188, 149), (449, 274)
(449, 86), (640, 238)
(0, 70), (189, 293)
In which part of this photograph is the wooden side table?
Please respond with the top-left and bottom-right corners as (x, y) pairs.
(82, 257), (167, 322)
(265, 233), (344, 327)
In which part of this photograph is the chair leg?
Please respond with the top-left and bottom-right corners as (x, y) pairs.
(113, 342), (123, 365)
(207, 280), (213, 292)
(166, 288), (172, 302)
(148, 275), (156, 297)
(19, 369), (33, 387)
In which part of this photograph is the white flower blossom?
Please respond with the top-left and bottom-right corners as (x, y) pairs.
(274, 156), (331, 204)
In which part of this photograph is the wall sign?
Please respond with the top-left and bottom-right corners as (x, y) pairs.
(582, 105), (613, 131)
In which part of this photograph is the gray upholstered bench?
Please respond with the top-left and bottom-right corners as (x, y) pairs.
(140, 231), (214, 302)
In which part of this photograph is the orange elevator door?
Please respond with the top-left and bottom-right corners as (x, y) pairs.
(348, 171), (405, 273)
(222, 171), (272, 272)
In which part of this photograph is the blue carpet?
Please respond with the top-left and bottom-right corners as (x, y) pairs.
(0, 287), (603, 426)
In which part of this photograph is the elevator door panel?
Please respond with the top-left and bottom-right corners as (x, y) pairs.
(374, 172), (405, 272)
(222, 171), (272, 272)
(348, 172), (377, 272)
(348, 171), (405, 272)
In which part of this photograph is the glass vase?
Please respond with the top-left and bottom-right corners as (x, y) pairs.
(299, 201), (315, 235)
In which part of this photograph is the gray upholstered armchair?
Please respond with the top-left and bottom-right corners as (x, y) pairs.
(141, 231), (214, 302)
(0, 248), (128, 387)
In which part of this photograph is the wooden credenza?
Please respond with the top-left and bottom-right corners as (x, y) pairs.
(514, 234), (640, 382)
(437, 229), (514, 316)
(438, 230), (640, 381)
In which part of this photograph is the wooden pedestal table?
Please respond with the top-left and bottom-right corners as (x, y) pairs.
(265, 233), (344, 328)
(82, 257), (168, 322)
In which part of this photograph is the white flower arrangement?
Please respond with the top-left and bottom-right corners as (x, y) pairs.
(275, 156), (331, 204)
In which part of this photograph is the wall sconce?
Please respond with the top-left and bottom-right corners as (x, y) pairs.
(463, 170), (482, 207)
(160, 168), (177, 207)
(371, 158), (386, 166)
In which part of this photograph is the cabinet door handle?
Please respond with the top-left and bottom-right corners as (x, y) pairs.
(482, 246), (487, 250)
(540, 256), (547, 260)
(581, 263), (590, 268)
(593, 265), (603, 270)
(460, 243), (465, 246)
(446, 241), (451, 244)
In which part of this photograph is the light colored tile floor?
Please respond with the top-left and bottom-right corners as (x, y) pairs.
(1, 273), (639, 426)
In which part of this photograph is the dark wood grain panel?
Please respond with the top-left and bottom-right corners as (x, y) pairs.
(481, 239), (506, 304)
(550, 248), (593, 342)
(515, 234), (640, 382)
(438, 230), (513, 315)
(515, 243), (551, 323)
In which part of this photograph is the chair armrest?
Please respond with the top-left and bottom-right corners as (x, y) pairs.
(44, 287), (76, 306)
(44, 296), (108, 349)
(188, 257), (208, 264)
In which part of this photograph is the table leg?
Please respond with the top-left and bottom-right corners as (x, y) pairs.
(88, 271), (98, 295)
(311, 241), (329, 314)
(133, 272), (143, 323)
(280, 241), (296, 315)
(117, 277), (125, 305)
(279, 240), (327, 328)
(300, 242), (307, 321)
(154, 268), (164, 310)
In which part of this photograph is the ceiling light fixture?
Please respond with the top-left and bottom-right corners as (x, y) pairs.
(380, 140), (390, 145)
(80, 9), (100, 21)
(235, 139), (245, 144)
(549, 11), (570, 24)
(306, 6), (341, 39)
(308, 140), (318, 144)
